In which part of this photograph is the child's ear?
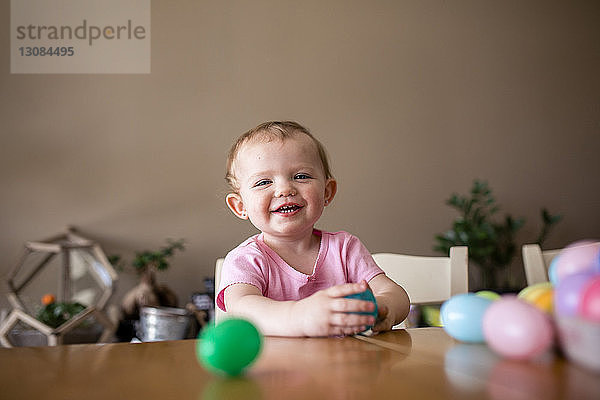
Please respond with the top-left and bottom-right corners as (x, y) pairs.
(324, 178), (337, 206)
(226, 193), (249, 220)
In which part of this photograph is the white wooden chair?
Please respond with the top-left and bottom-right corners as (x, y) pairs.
(214, 258), (226, 322)
(371, 246), (469, 305)
(522, 244), (562, 285)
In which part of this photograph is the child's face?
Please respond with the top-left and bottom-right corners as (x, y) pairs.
(226, 134), (336, 240)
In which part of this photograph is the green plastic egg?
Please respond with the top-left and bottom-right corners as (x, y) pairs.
(475, 290), (501, 301)
(197, 318), (262, 376)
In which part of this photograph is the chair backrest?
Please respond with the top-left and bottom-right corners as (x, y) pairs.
(371, 246), (468, 305)
(522, 244), (562, 285)
(214, 258), (225, 322)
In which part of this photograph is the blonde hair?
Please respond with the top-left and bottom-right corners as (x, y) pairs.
(226, 121), (333, 191)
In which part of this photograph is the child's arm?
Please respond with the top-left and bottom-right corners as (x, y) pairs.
(224, 281), (377, 337)
(368, 274), (410, 332)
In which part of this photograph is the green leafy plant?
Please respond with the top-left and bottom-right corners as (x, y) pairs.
(37, 302), (86, 329)
(109, 239), (185, 274)
(434, 180), (562, 290)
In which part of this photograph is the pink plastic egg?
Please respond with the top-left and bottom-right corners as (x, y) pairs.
(565, 239), (597, 249)
(555, 241), (600, 283)
(483, 297), (554, 360)
(579, 276), (600, 322)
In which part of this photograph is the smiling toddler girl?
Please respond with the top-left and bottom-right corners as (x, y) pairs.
(217, 121), (409, 336)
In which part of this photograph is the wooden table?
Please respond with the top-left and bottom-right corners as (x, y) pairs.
(0, 328), (598, 399)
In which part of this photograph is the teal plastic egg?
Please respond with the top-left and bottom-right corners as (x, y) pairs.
(197, 318), (262, 376)
(441, 293), (493, 343)
(345, 288), (378, 329)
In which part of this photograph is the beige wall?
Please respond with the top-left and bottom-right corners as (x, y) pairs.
(1, 1), (599, 311)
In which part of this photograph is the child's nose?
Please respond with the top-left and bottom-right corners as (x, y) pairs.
(275, 181), (297, 197)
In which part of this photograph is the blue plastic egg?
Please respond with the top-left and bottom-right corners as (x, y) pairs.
(548, 257), (560, 285)
(441, 293), (493, 343)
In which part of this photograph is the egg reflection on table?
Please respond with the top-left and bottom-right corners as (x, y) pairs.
(444, 343), (499, 393)
(487, 357), (558, 400)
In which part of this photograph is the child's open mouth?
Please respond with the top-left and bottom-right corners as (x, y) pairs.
(272, 204), (303, 214)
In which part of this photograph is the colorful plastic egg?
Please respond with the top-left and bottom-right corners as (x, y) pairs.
(518, 282), (554, 313)
(554, 241), (600, 283)
(441, 293), (493, 343)
(579, 275), (600, 322)
(197, 318), (262, 376)
(482, 297), (553, 360)
(548, 257), (560, 285)
(344, 288), (378, 330)
(518, 282), (552, 301)
(530, 289), (554, 314)
(554, 271), (597, 317)
(476, 290), (501, 301)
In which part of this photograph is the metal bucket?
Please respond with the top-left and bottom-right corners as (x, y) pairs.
(138, 306), (191, 342)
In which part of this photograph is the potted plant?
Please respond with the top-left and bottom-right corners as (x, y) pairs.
(113, 239), (185, 320)
(434, 180), (561, 291)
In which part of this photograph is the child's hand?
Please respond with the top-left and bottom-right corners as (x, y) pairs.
(372, 302), (394, 332)
(292, 280), (376, 337)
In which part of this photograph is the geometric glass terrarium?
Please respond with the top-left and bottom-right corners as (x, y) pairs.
(0, 228), (118, 347)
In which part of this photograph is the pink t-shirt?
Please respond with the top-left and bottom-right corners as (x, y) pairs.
(217, 230), (384, 312)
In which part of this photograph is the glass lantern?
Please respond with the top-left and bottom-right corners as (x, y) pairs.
(0, 229), (118, 347)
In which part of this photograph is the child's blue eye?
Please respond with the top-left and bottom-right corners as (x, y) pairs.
(253, 180), (271, 187)
(294, 174), (311, 180)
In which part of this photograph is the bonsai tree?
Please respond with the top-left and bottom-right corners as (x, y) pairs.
(434, 180), (561, 290)
(115, 239), (185, 319)
(130, 238), (185, 274)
